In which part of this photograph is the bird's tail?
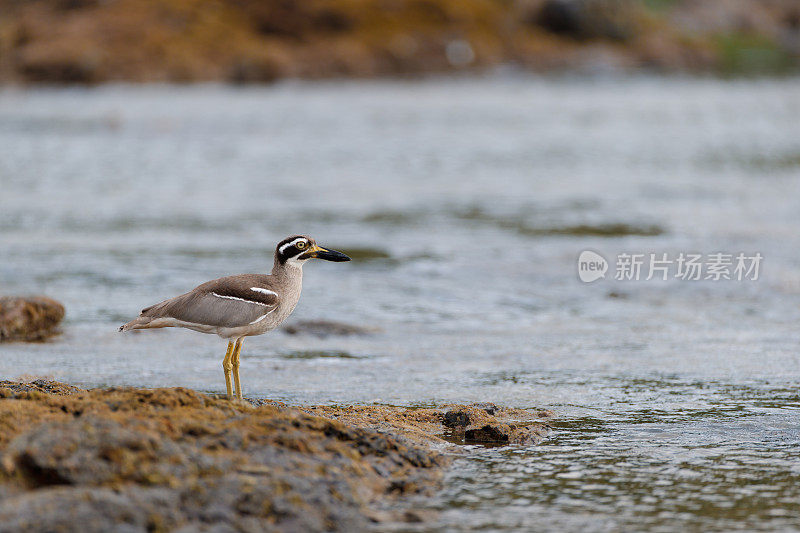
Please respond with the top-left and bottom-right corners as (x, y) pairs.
(119, 299), (174, 332)
(119, 316), (152, 332)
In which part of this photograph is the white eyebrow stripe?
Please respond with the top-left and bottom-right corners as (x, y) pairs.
(248, 308), (276, 324)
(251, 287), (278, 297)
(211, 292), (270, 307)
(279, 238), (306, 254)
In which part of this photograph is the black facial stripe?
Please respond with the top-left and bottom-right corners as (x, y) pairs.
(280, 246), (301, 262)
(275, 236), (311, 264)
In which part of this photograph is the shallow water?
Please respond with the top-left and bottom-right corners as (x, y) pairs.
(1, 77), (800, 531)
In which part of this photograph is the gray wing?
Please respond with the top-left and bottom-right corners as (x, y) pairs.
(141, 275), (279, 328)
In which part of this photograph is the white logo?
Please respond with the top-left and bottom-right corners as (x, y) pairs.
(578, 250), (608, 283)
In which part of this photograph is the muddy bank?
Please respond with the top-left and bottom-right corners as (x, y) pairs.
(0, 0), (797, 84)
(0, 380), (550, 532)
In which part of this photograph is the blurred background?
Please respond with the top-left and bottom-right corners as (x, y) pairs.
(2, 0), (800, 531)
(0, 0), (799, 81)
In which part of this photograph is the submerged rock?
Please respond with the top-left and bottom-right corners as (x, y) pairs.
(282, 320), (380, 337)
(0, 296), (65, 342)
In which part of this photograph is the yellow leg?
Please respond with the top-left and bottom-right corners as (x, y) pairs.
(232, 338), (244, 400)
(222, 341), (234, 399)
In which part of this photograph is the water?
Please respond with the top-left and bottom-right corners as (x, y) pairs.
(1, 77), (800, 531)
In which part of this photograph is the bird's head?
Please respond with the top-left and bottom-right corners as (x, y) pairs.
(275, 235), (351, 266)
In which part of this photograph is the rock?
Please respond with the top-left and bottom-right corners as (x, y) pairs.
(0, 380), (81, 396)
(0, 296), (65, 342)
(0, 382), (554, 530)
(440, 406), (551, 445)
(465, 424), (512, 444)
(282, 320), (379, 337)
(464, 422), (549, 446)
(442, 404), (503, 428)
(442, 410), (471, 428)
(4, 416), (208, 487)
(0, 383), (447, 532)
(0, 486), (184, 533)
(441, 407), (495, 429)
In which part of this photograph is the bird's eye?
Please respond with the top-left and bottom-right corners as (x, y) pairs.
(296, 241), (306, 249)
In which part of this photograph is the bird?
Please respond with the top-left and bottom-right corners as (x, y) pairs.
(120, 235), (350, 400)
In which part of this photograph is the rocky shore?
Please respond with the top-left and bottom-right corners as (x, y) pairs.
(0, 380), (551, 532)
(0, 0), (797, 84)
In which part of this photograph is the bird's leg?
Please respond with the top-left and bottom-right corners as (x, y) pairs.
(222, 341), (234, 399)
(232, 338), (244, 400)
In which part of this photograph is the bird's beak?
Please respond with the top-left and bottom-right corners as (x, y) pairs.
(305, 244), (351, 262)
